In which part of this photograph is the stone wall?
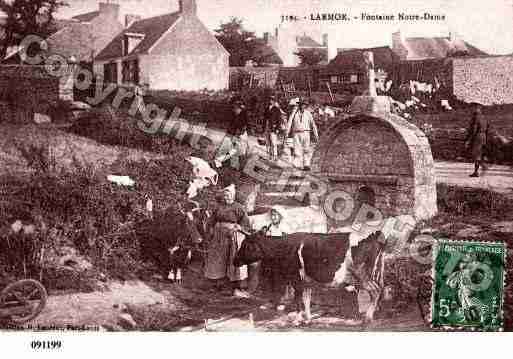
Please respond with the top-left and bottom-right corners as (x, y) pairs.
(147, 15), (229, 91)
(314, 116), (416, 219)
(452, 56), (513, 105)
(0, 65), (74, 122)
(312, 99), (437, 222)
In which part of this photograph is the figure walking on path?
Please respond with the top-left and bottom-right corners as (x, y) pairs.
(284, 98), (319, 171)
(264, 96), (286, 161)
(465, 104), (490, 177)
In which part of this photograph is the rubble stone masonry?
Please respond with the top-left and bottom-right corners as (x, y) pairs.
(0, 65), (74, 122)
(452, 56), (513, 105)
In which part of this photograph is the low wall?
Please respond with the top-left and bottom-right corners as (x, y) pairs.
(0, 65), (74, 122)
(453, 56), (513, 105)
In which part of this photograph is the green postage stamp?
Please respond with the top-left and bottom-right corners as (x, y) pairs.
(431, 240), (506, 331)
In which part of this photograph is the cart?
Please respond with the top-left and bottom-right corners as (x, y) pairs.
(0, 279), (48, 324)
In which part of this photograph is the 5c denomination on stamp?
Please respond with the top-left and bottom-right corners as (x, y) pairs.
(431, 240), (506, 331)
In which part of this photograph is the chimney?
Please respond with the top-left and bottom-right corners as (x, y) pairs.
(179, 0), (197, 15)
(392, 30), (407, 60)
(125, 14), (142, 28)
(99, 2), (120, 20)
(322, 33), (328, 47)
(449, 31), (460, 42)
(263, 32), (269, 44)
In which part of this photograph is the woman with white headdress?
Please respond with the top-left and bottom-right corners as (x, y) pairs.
(205, 184), (252, 297)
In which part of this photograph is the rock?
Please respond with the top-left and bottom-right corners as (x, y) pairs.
(102, 323), (124, 332)
(492, 221), (513, 233)
(117, 313), (137, 330)
(58, 254), (93, 271)
(420, 227), (436, 234)
(456, 224), (484, 238)
(34, 113), (52, 124)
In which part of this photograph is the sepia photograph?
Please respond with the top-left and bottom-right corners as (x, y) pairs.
(0, 0), (512, 344)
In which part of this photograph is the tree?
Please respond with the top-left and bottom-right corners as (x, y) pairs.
(0, 0), (68, 59)
(215, 17), (258, 67)
(294, 48), (327, 66)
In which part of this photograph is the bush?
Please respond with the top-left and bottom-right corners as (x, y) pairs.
(437, 184), (513, 220)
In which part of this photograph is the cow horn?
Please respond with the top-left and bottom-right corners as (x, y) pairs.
(188, 199), (202, 212)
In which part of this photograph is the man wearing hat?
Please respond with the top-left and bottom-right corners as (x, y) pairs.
(284, 98), (319, 171)
(264, 96), (286, 161)
(465, 103), (490, 177)
(229, 99), (249, 160)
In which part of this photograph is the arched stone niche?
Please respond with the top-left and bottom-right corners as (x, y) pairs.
(312, 105), (437, 223)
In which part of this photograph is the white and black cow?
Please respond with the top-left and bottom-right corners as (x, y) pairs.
(233, 229), (385, 322)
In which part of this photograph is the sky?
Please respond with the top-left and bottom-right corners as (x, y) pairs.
(55, 0), (513, 55)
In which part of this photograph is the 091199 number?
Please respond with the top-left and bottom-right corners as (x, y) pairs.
(30, 340), (62, 350)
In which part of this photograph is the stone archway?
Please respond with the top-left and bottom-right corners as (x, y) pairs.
(312, 100), (437, 221)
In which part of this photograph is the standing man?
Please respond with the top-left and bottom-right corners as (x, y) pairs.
(229, 99), (249, 161)
(264, 96), (285, 161)
(465, 104), (490, 177)
(284, 98), (319, 171)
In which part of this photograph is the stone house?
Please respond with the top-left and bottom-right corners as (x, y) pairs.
(389, 32), (513, 104)
(263, 27), (329, 67)
(392, 55), (513, 105)
(2, 2), (124, 65)
(321, 46), (400, 94)
(94, 0), (229, 91)
(391, 31), (487, 60)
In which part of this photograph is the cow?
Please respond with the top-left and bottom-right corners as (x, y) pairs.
(137, 200), (210, 284)
(233, 229), (385, 323)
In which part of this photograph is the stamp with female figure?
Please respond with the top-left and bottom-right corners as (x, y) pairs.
(431, 240), (506, 331)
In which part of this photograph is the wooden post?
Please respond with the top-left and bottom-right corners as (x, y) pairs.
(326, 82), (335, 103)
(249, 73), (254, 88)
(307, 76), (312, 98)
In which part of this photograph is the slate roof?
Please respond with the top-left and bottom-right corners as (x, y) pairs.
(297, 35), (324, 48)
(46, 22), (95, 61)
(72, 11), (100, 22)
(95, 12), (181, 61)
(403, 37), (488, 59)
(324, 46), (399, 74)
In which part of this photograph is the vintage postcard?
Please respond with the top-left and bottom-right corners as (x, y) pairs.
(0, 0), (512, 344)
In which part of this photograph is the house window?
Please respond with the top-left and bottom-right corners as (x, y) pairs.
(330, 76), (338, 84)
(350, 74), (358, 83)
(123, 34), (144, 56)
(104, 62), (118, 84)
(122, 59), (139, 84)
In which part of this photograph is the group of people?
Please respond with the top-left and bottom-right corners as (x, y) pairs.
(203, 184), (286, 299)
(225, 95), (320, 171)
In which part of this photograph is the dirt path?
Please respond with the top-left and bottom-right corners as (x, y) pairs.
(435, 161), (513, 194)
(18, 263), (426, 332)
(175, 119), (513, 194)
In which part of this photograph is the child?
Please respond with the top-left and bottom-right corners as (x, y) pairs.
(265, 206), (286, 237)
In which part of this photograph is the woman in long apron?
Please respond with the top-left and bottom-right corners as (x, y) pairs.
(205, 184), (252, 297)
